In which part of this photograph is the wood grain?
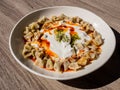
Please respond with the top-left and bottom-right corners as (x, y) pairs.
(0, 0), (120, 90)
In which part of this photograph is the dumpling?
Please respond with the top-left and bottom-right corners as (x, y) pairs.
(22, 42), (33, 58)
(52, 16), (59, 21)
(89, 52), (96, 59)
(51, 57), (59, 62)
(46, 59), (54, 70)
(83, 51), (90, 59)
(88, 45), (97, 51)
(54, 61), (62, 72)
(34, 50), (47, 68)
(29, 22), (39, 30)
(77, 56), (88, 66)
(86, 24), (95, 32)
(33, 30), (42, 40)
(84, 40), (92, 46)
(89, 51), (99, 59)
(24, 32), (33, 41)
(68, 62), (81, 71)
(22, 51), (32, 58)
(93, 35), (103, 46)
(59, 14), (70, 20)
(80, 21), (88, 28)
(92, 31), (103, 46)
(34, 57), (45, 68)
(63, 60), (70, 71)
(38, 16), (48, 24)
(24, 27), (30, 34)
(71, 16), (82, 23)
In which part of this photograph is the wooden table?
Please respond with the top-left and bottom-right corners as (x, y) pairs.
(0, 0), (120, 90)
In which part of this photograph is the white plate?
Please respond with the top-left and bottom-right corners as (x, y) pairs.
(9, 6), (116, 80)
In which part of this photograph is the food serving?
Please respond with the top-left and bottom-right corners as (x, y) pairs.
(22, 14), (103, 73)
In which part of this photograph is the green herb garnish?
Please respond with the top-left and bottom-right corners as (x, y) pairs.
(54, 29), (70, 42)
(70, 34), (80, 47)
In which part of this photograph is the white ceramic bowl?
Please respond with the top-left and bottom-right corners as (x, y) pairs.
(9, 6), (116, 80)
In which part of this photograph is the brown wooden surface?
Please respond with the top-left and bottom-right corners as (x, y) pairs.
(0, 0), (120, 90)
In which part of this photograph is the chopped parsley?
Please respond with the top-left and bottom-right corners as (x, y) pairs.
(54, 29), (70, 42)
(70, 33), (80, 47)
(54, 28), (80, 46)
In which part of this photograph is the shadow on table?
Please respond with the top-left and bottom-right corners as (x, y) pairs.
(58, 27), (120, 89)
